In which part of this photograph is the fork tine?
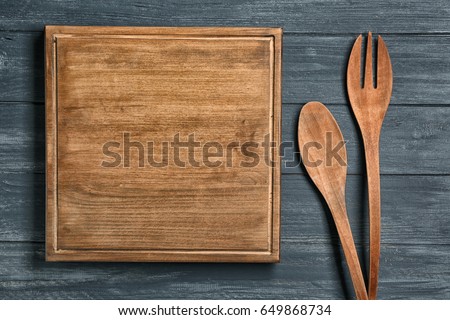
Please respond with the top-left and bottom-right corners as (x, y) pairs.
(364, 32), (373, 88)
(377, 35), (393, 92)
(347, 34), (363, 90)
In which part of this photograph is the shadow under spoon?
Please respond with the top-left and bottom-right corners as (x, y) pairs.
(298, 101), (368, 300)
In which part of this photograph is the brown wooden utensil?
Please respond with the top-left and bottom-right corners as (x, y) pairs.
(347, 32), (393, 299)
(298, 101), (368, 300)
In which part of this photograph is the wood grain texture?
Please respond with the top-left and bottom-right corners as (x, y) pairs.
(1, 0), (450, 33)
(2, 33), (450, 105)
(282, 104), (450, 175)
(0, 0), (448, 300)
(45, 26), (282, 262)
(347, 33), (393, 299)
(0, 173), (449, 298)
(2, 103), (450, 175)
(2, 173), (449, 246)
(298, 102), (367, 299)
(0, 242), (448, 299)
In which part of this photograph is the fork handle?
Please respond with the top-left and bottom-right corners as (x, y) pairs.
(364, 138), (381, 300)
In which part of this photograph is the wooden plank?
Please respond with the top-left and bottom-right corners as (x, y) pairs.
(283, 34), (450, 104)
(1, 173), (449, 246)
(0, 241), (448, 299)
(282, 175), (450, 246)
(2, 103), (449, 175)
(0, 32), (44, 102)
(1, 33), (450, 104)
(282, 104), (450, 174)
(0, 173), (45, 242)
(0, 103), (45, 173)
(0, 0), (449, 33)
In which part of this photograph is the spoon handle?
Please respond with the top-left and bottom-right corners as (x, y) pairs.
(364, 138), (382, 300)
(330, 206), (368, 300)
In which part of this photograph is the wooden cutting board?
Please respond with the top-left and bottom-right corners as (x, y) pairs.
(45, 26), (282, 262)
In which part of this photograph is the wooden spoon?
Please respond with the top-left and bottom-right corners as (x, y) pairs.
(298, 101), (368, 300)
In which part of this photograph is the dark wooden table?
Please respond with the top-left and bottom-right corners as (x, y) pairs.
(0, 0), (449, 299)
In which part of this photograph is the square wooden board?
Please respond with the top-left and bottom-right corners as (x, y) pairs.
(45, 26), (282, 262)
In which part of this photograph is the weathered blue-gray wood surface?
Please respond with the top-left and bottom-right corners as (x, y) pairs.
(2, 33), (450, 104)
(1, 103), (449, 175)
(0, 0), (449, 299)
(0, 0), (449, 33)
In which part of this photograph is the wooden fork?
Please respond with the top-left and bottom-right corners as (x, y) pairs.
(347, 32), (393, 299)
